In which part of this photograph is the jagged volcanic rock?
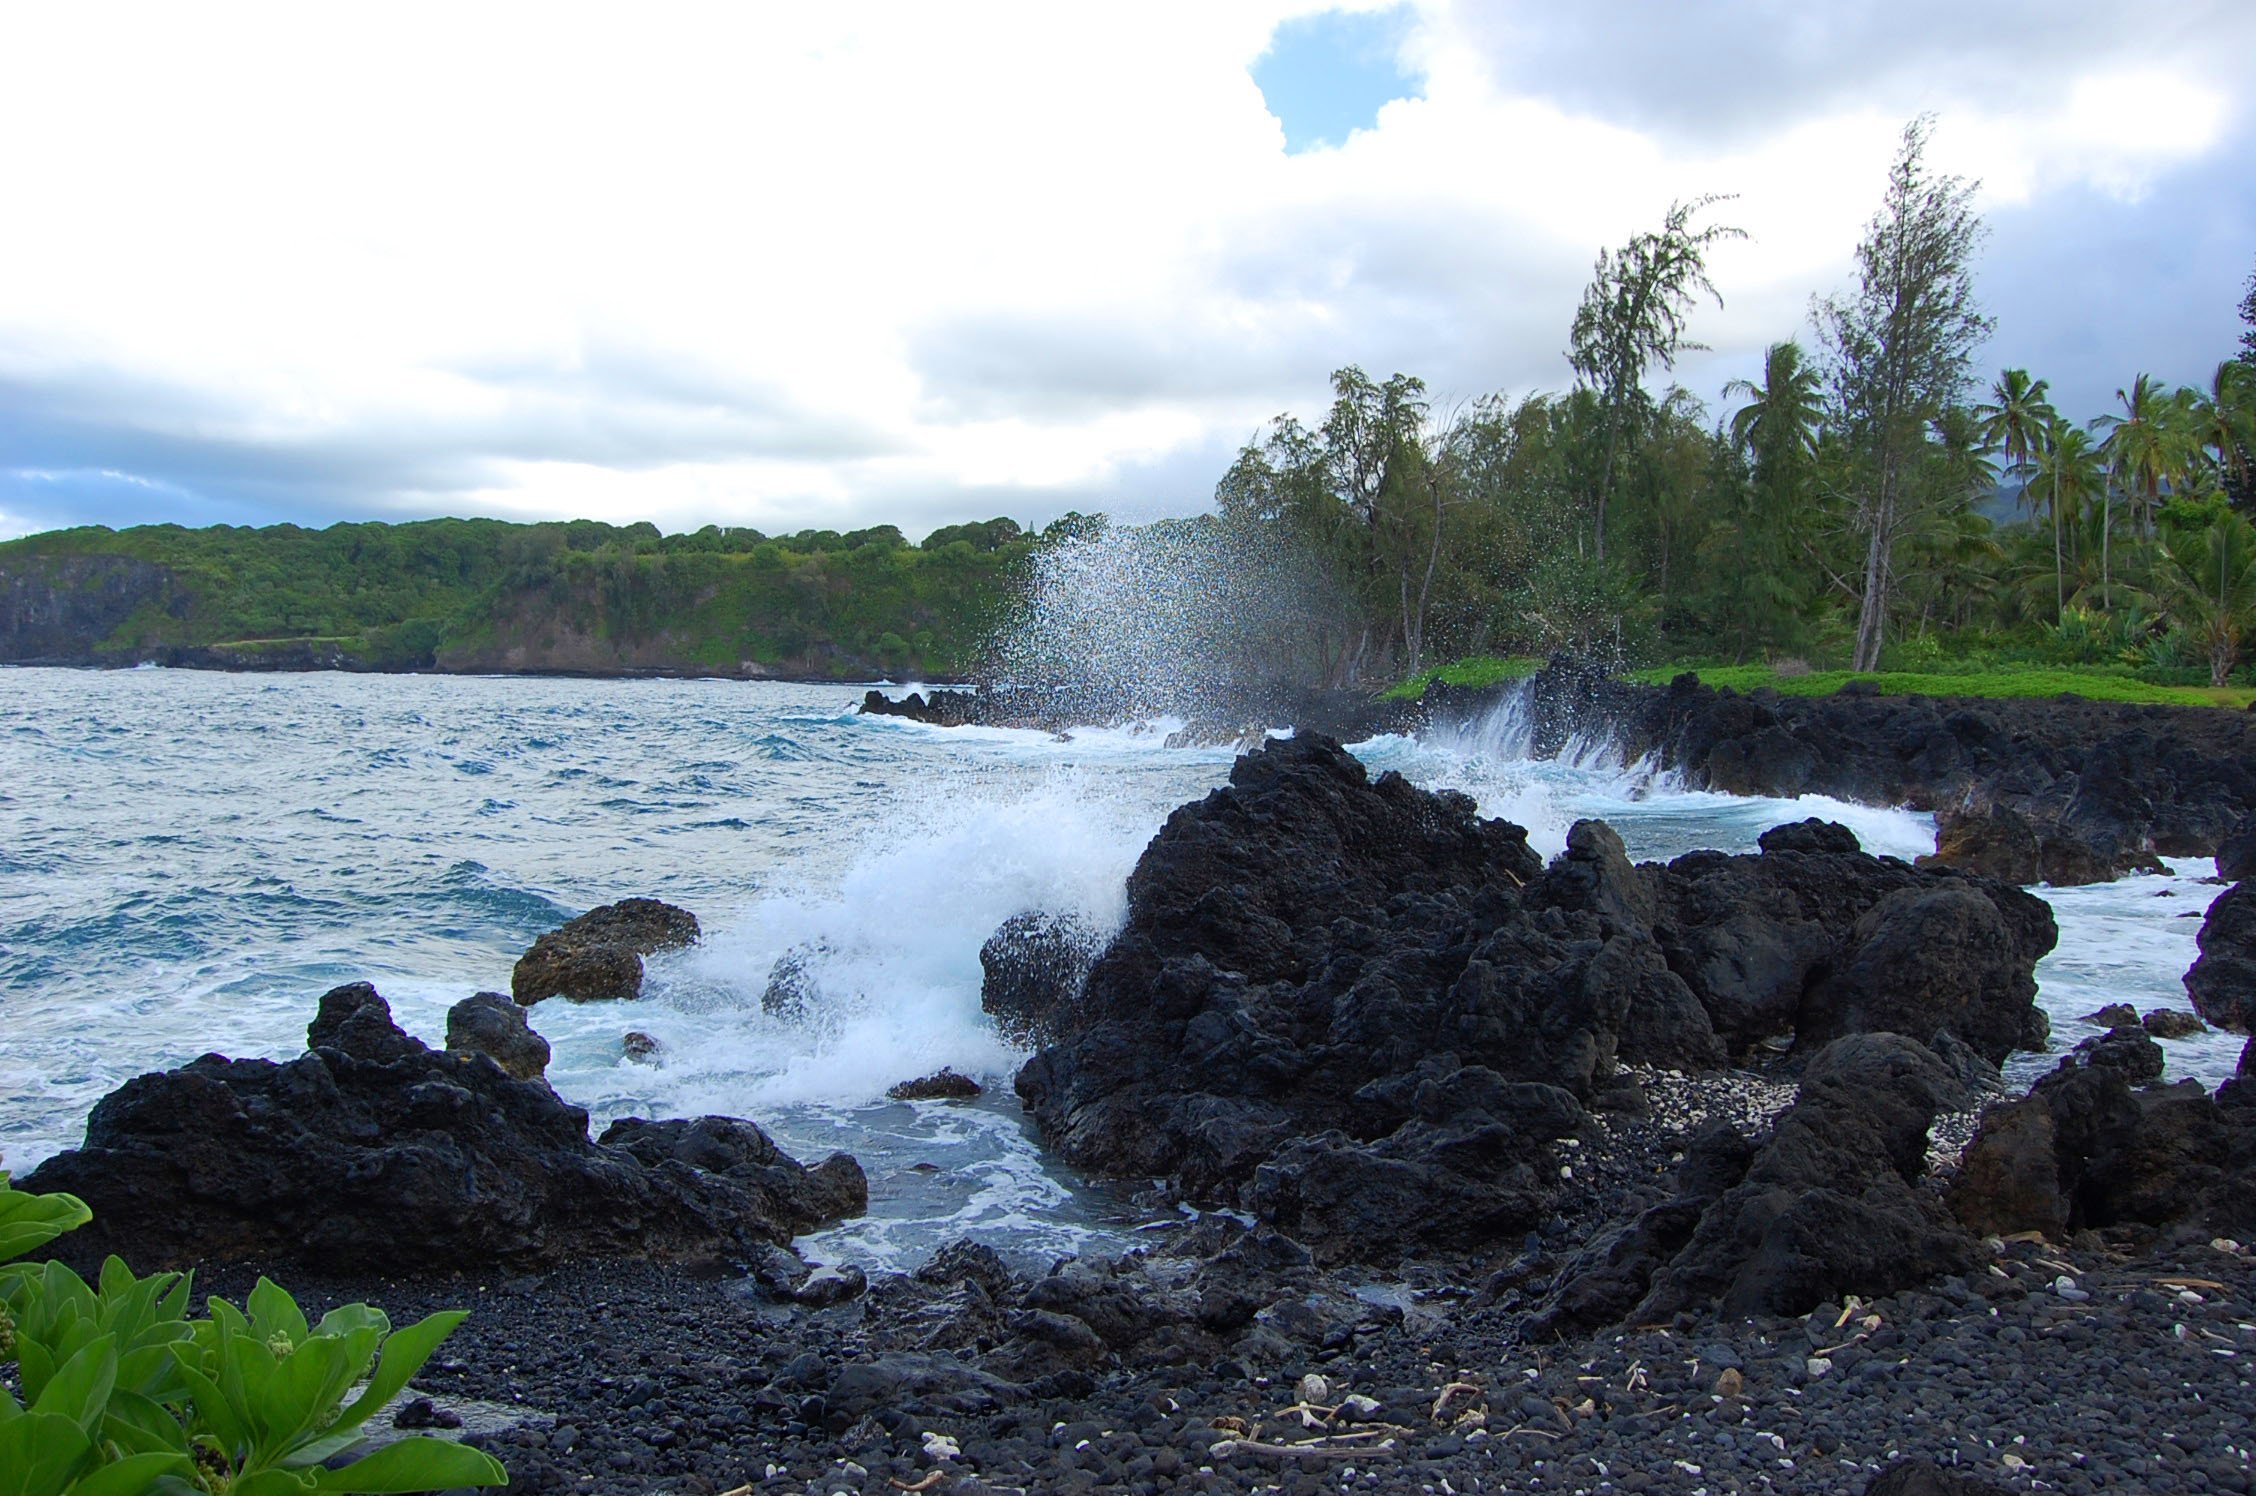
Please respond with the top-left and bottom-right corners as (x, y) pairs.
(1008, 733), (2052, 1265)
(1950, 1025), (2256, 1240)
(21, 982), (860, 1273)
(1631, 1033), (1982, 1320)
(1435, 657), (2256, 881)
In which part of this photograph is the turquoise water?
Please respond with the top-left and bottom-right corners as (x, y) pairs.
(0, 668), (2230, 1270)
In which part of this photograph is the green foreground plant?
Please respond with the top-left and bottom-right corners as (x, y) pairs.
(0, 1170), (505, 1496)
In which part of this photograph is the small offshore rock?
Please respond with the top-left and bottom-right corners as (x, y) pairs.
(2142, 1006), (2207, 1039)
(2082, 1002), (2139, 1027)
(513, 898), (700, 1005)
(622, 1030), (659, 1061)
(446, 991), (551, 1080)
(888, 1068), (982, 1101)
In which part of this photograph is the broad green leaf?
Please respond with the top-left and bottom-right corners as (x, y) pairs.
(97, 1389), (189, 1458)
(327, 1312), (465, 1437)
(167, 1358), (249, 1458)
(308, 1436), (506, 1494)
(246, 1280), (309, 1349)
(250, 1339), (351, 1455)
(232, 1471), (316, 1496)
(61, 1451), (190, 1496)
(0, 1189), (91, 1263)
(16, 1338), (57, 1407)
(0, 1412), (93, 1496)
(31, 1337), (116, 1435)
(155, 1273), (192, 1325)
(95, 1258), (135, 1303)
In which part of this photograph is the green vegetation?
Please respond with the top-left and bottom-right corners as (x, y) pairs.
(1619, 662), (2256, 709)
(0, 1169), (503, 1496)
(1380, 655), (1541, 700)
(0, 515), (1088, 678)
(1219, 120), (2256, 696)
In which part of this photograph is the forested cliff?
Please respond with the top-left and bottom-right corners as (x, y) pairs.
(0, 515), (1050, 678)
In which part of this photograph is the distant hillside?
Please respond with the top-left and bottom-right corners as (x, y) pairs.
(0, 515), (1055, 678)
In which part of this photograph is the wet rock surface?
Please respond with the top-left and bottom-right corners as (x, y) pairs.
(513, 897), (702, 1004)
(887, 1069), (984, 1101)
(1429, 658), (2256, 883)
(21, 983), (859, 1273)
(1011, 733), (2052, 1266)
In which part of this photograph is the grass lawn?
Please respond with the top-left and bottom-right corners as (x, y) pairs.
(1622, 663), (2255, 709)
(1384, 657), (2255, 709)
(1380, 655), (1543, 700)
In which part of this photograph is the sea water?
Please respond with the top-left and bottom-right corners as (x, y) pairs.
(0, 669), (2235, 1272)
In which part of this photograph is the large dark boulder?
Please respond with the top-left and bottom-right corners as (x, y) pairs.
(1635, 1034), (1981, 1320)
(2186, 880), (2256, 1033)
(512, 897), (700, 1005)
(21, 983), (858, 1273)
(1951, 1026), (2256, 1239)
(596, 1115), (866, 1234)
(1925, 802), (2130, 886)
(1865, 1462), (2017, 1496)
(1653, 839), (2055, 1059)
(1799, 884), (2052, 1064)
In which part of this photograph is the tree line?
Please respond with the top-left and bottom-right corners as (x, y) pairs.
(1215, 117), (2256, 688)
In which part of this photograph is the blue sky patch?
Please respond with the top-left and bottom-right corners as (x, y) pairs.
(1253, 6), (1418, 154)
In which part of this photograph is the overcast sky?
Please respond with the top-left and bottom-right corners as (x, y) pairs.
(2, 1), (2252, 542)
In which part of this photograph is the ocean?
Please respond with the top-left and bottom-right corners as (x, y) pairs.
(0, 667), (2234, 1272)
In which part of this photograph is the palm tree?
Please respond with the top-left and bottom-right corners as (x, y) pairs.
(1975, 368), (2054, 516)
(2186, 360), (2256, 496)
(2029, 418), (2102, 619)
(1723, 341), (1824, 552)
(1725, 341), (1825, 465)
(2153, 512), (2256, 686)
(2097, 374), (2182, 534)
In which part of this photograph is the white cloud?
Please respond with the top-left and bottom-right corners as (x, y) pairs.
(0, 0), (2249, 534)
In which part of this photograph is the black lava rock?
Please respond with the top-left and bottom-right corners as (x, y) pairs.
(22, 983), (857, 1273)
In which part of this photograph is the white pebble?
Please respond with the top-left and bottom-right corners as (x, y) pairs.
(1805, 1357), (1833, 1379)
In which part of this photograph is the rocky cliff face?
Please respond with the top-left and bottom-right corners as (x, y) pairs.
(0, 554), (183, 662)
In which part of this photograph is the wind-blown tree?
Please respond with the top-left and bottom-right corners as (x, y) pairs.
(1815, 117), (1993, 671)
(1567, 195), (1744, 563)
(2153, 511), (2256, 686)
(1216, 366), (1439, 684)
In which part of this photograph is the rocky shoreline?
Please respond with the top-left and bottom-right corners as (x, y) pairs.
(16, 733), (2256, 1495)
(870, 658), (2256, 890)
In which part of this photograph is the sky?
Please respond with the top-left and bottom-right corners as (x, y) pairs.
(1, 1), (2252, 543)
